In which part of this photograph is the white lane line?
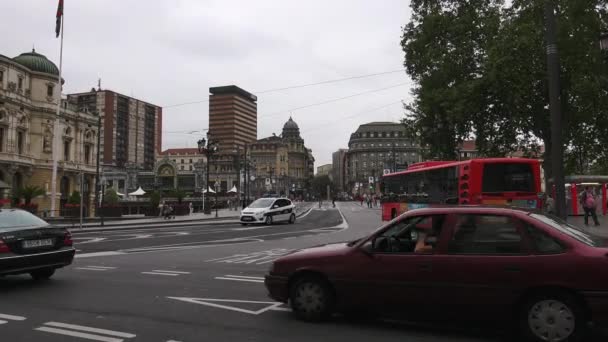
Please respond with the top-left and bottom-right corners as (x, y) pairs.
(0, 313), (26, 321)
(76, 267), (110, 271)
(0, 320), (7, 325)
(215, 277), (264, 283)
(75, 251), (126, 259)
(141, 272), (179, 276)
(42, 322), (136, 338)
(85, 266), (116, 269)
(152, 270), (190, 274)
(270, 307), (291, 312)
(35, 327), (123, 342)
(224, 275), (264, 280)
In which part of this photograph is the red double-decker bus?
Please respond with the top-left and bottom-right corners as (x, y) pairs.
(380, 158), (542, 221)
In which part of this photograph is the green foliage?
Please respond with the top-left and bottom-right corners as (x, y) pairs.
(15, 186), (46, 205)
(401, 0), (608, 177)
(311, 175), (335, 197)
(103, 188), (119, 206)
(68, 191), (81, 205)
(172, 189), (186, 204)
(149, 191), (161, 208)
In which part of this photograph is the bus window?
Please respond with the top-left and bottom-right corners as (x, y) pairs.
(482, 163), (534, 193)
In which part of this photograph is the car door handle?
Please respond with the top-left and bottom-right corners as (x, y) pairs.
(503, 266), (521, 273)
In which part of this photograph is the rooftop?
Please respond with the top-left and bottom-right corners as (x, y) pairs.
(209, 85), (257, 102)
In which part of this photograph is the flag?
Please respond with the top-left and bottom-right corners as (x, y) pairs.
(55, 0), (63, 38)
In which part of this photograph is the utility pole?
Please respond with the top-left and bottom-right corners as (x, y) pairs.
(94, 112), (104, 226)
(243, 144), (248, 209)
(544, 0), (566, 219)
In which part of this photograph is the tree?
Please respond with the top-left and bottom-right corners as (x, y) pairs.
(171, 189), (186, 204)
(15, 186), (46, 205)
(401, 0), (608, 183)
(149, 191), (161, 209)
(311, 175), (335, 198)
(68, 191), (81, 205)
(103, 188), (119, 206)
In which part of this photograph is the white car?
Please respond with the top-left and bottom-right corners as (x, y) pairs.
(240, 198), (296, 225)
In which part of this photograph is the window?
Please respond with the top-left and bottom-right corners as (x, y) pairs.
(0, 70), (3, 83)
(118, 180), (125, 189)
(17, 77), (23, 90)
(17, 131), (24, 154)
(372, 215), (445, 254)
(181, 159), (184, 164)
(189, 165), (193, 171)
(180, 165), (184, 170)
(189, 159), (193, 163)
(63, 140), (70, 160)
(0, 127), (4, 152)
(47, 84), (54, 97)
(84, 145), (91, 164)
(525, 225), (564, 254)
(482, 163), (533, 193)
(448, 214), (524, 255)
(382, 132), (386, 138)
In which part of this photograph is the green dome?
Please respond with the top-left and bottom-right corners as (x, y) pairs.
(13, 50), (59, 76)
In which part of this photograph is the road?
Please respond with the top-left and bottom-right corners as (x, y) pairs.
(0, 202), (605, 342)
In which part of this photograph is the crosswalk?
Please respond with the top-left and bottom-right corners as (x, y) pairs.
(206, 248), (294, 265)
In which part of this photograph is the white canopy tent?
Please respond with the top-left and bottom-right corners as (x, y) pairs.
(128, 187), (146, 196)
(202, 187), (216, 194)
(228, 185), (238, 193)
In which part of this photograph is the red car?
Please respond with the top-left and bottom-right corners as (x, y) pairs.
(265, 206), (608, 342)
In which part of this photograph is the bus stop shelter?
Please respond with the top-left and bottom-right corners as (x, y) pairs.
(550, 175), (608, 216)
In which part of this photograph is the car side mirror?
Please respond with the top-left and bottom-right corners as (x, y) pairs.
(360, 240), (375, 257)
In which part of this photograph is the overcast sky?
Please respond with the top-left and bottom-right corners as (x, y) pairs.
(1, 0), (412, 167)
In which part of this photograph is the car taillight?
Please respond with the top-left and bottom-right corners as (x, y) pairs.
(0, 239), (10, 253)
(63, 232), (73, 246)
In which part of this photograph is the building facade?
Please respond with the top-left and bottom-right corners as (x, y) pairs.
(208, 85), (257, 153)
(316, 164), (332, 177)
(346, 122), (420, 194)
(0, 50), (98, 215)
(249, 117), (315, 198)
(332, 148), (348, 192)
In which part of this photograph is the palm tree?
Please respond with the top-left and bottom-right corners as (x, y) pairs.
(172, 189), (186, 204)
(15, 186), (46, 205)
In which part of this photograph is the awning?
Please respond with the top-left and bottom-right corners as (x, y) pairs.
(116, 192), (126, 197)
(128, 187), (146, 196)
(228, 185), (238, 193)
(202, 187), (216, 194)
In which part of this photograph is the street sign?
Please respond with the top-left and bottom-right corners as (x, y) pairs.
(383, 169), (391, 175)
(368, 176), (374, 184)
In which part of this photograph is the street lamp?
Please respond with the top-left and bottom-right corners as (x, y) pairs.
(198, 134), (218, 215)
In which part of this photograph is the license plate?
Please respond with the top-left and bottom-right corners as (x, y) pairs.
(242, 217), (253, 221)
(22, 238), (54, 249)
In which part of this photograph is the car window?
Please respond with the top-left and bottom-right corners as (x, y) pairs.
(530, 213), (603, 247)
(448, 214), (524, 255)
(278, 199), (290, 207)
(524, 224), (565, 254)
(0, 209), (49, 230)
(373, 215), (445, 254)
(248, 199), (274, 208)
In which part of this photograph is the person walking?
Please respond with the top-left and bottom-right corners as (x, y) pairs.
(581, 187), (600, 226)
(188, 202), (193, 215)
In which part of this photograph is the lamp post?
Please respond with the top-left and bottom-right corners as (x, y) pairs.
(197, 133), (218, 215)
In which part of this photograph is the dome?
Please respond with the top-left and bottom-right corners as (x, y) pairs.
(13, 50), (59, 76)
(283, 117), (299, 130)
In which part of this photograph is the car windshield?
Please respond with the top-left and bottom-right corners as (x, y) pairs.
(530, 213), (604, 247)
(0, 209), (49, 231)
(248, 199), (275, 208)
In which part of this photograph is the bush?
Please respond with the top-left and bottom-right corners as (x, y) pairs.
(68, 191), (81, 205)
(149, 191), (161, 209)
(103, 188), (119, 206)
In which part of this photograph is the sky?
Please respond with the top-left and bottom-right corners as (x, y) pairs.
(1, 0), (413, 167)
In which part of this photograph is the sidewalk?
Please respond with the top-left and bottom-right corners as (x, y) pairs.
(568, 215), (608, 238)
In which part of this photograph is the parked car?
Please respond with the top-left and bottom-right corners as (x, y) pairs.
(265, 206), (608, 342)
(240, 198), (296, 225)
(0, 209), (75, 280)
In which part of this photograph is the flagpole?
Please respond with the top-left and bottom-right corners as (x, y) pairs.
(50, 5), (64, 217)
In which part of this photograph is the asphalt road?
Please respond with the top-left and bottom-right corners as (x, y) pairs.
(0, 202), (606, 342)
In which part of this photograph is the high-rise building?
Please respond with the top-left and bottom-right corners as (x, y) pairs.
(208, 85), (257, 153)
(316, 164), (332, 177)
(67, 89), (162, 170)
(332, 148), (348, 192)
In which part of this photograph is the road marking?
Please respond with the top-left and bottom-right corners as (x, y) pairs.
(0, 313), (26, 321)
(207, 248), (293, 265)
(234, 225), (271, 231)
(167, 297), (289, 315)
(35, 322), (135, 342)
(152, 270), (191, 274)
(0, 320), (6, 325)
(85, 266), (116, 269)
(75, 251), (126, 259)
(76, 267), (110, 271)
(141, 272), (179, 276)
(215, 277), (264, 283)
(224, 275), (264, 280)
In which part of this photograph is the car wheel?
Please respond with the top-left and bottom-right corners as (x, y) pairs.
(30, 268), (55, 281)
(288, 214), (296, 224)
(520, 293), (586, 342)
(290, 276), (334, 322)
(265, 215), (273, 225)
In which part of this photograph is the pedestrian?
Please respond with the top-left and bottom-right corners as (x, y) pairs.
(188, 202), (193, 215)
(158, 201), (164, 217)
(580, 186), (600, 226)
(162, 203), (170, 220)
(545, 195), (555, 215)
(332, 197), (336, 208)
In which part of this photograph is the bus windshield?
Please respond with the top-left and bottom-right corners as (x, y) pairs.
(482, 163), (534, 193)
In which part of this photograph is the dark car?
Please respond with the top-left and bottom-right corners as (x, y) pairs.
(265, 206), (608, 342)
(0, 209), (75, 280)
